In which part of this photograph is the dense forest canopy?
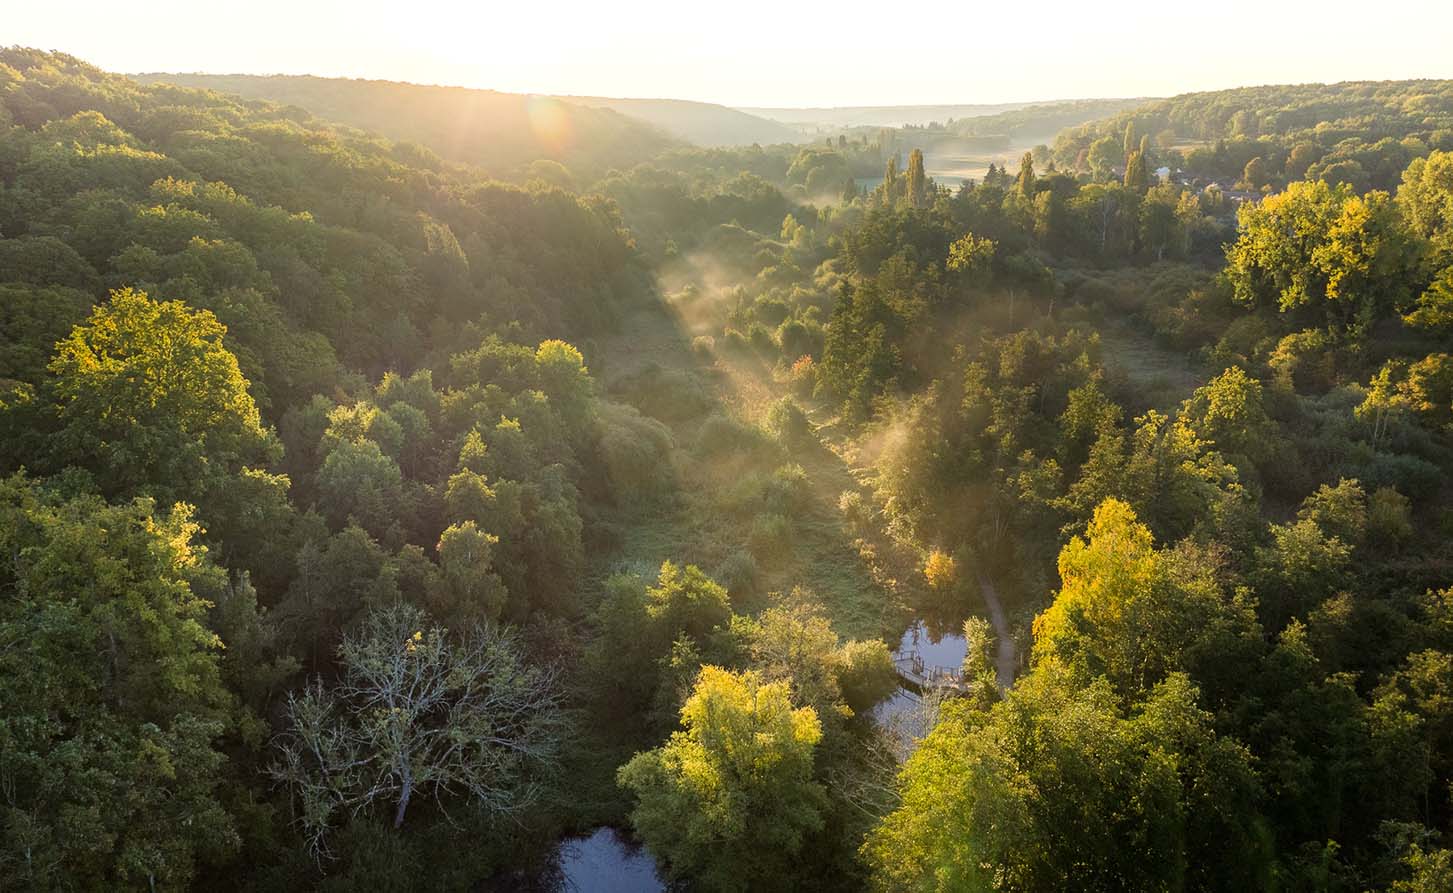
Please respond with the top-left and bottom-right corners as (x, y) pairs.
(135, 72), (681, 179)
(4, 44), (1453, 892)
(1055, 79), (1453, 192)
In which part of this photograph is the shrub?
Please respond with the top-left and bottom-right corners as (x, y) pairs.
(595, 401), (675, 503)
(838, 490), (869, 530)
(750, 513), (792, 564)
(789, 355), (817, 397)
(714, 550), (763, 605)
(833, 639), (898, 714)
(777, 319), (813, 360)
(721, 328), (750, 353)
(764, 397), (812, 446)
(764, 464), (811, 517)
(694, 412), (775, 460)
(1368, 486), (1413, 548)
(617, 363), (712, 422)
(753, 297), (791, 326)
(722, 472), (771, 516)
(747, 322), (776, 355)
(1268, 329), (1336, 394)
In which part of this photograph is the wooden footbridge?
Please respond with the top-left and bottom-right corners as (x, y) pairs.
(892, 649), (972, 695)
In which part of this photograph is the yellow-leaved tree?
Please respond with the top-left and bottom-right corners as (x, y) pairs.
(618, 666), (826, 892)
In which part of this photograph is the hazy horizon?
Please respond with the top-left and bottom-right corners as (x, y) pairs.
(12, 0), (1453, 108)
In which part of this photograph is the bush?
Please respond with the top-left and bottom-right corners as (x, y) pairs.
(694, 412), (775, 461)
(616, 363), (712, 422)
(763, 464), (811, 517)
(764, 397), (812, 446)
(1368, 486), (1413, 547)
(789, 355), (817, 397)
(721, 328), (750, 353)
(753, 297), (791, 326)
(722, 472), (771, 516)
(749, 513), (792, 564)
(834, 639), (898, 714)
(838, 490), (869, 530)
(595, 401), (675, 503)
(714, 550), (763, 605)
(777, 319), (814, 360)
(747, 322), (776, 355)
(1268, 329), (1336, 394)
(1347, 451), (1442, 498)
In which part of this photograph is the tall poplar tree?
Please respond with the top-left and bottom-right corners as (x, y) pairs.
(906, 148), (927, 208)
(1016, 150), (1036, 197)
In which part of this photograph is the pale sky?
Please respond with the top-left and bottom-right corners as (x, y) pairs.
(10, 0), (1453, 108)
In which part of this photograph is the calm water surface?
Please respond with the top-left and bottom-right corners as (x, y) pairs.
(555, 827), (663, 893)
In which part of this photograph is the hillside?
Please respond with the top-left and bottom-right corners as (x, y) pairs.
(133, 72), (676, 177)
(741, 102), (1037, 129)
(1053, 79), (1453, 190)
(950, 97), (1148, 141)
(560, 95), (801, 146)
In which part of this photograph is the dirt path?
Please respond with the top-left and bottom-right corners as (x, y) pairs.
(976, 574), (1017, 688)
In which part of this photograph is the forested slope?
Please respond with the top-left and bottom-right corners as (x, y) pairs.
(557, 95), (800, 147)
(0, 47), (676, 888)
(1056, 79), (1453, 191)
(135, 72), (678, 178)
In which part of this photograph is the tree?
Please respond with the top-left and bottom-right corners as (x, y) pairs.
(646, 560), (733, 644)
(1398, 149), (1453, 250)
(533, 338), (593, 438)
(431, 521), (507, 621)
(47, 288), (275, 504)
(1226, 180), (1415, 335)
(1177, 366), (1278, 467)
(1123, 149), (1149, 193)
(1087, 135), (1121, 180)
(1071, 183), (1138, 258)
(863, 669), (1267, 892)
(0, 475), (240, 889)
(1242, 156), (1270, 190)
(272, 603), (562, 855)
(0, 283), (93, 384)
(1398, 150), (1453, 328)
(618, 666), (826, 891)
(1015, 150), (1035, 197)
(1032, 498), (1251, 696)
(905, 148), (927, 209)
(1287, 142), (1321, 179)
(1138, 184), (1185, 261)
(946, 232), (996, 285)
(315, 438), (404, 536)
(923, 548), (960, 592)
(746, 600), (897, 721)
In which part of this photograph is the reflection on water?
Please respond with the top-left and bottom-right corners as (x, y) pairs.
(897, 618), (967, 669)
(556, 827), (664, 893)
(857, 138), (1040, 193)
(872, 620), (969, 758)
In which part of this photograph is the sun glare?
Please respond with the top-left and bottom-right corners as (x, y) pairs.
(526, 96), (574, 154)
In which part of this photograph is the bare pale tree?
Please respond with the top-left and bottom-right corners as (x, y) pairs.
(271, 603), (564, 857)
